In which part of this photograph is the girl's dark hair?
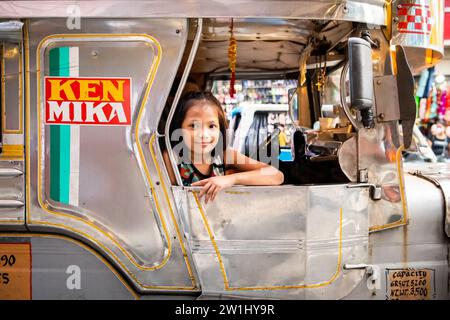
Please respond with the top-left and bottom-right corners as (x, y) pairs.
(169, 91), (228, 154)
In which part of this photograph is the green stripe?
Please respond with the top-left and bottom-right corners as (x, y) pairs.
(49, 47), (71, 204)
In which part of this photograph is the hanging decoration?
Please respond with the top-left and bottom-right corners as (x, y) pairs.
(228, 18), (237, 98)
(315, 53), (327, 94)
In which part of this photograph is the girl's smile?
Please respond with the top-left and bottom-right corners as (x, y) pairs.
(181, 102), (221, 160)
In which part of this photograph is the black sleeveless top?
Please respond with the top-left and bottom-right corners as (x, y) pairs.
(178, 160), (225, 186)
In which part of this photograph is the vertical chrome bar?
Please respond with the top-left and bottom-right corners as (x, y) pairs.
(164, 18), (203, 186)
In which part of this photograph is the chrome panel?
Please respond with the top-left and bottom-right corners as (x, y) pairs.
(173, 185), (369, 299)
(345, 173), (449, 300)
(358, 123), (408, 232)
(0, 168), (23, 177)
(0, 160), (24, 224)
(0, 200), (24, 208)
(0, 1), (386, 25)
(165, 19), (202, 187)
(27, 18), (199, 292)
(0, 20), (23, 41)
(406, 162), (450, 238)
(373, 75), (400, 122)
(338, 136), (358, 182)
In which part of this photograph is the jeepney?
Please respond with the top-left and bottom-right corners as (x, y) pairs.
(0, 0), (448, 300)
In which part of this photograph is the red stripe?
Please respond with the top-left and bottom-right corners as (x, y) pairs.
(399, 3), (429, 8)
(399, 29), (431, 35)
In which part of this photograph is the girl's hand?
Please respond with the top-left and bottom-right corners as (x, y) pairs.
(191, 175), (236, 204)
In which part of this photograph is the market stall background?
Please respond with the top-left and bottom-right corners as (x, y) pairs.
(416, 0), (450, 161)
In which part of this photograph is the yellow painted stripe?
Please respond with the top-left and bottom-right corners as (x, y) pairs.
(193, 192), (343, 291)
(24, 19), (31, 227)
(1, 144), (24, 158)
(149, 134), (197, 289)
(0, 219), (25, 224)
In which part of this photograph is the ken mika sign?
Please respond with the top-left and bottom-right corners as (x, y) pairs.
(45, 77), (132, 125)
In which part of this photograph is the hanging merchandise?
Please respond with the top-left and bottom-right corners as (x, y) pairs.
(228, 18), (237, 98)
(445, 90), (450, 122)
(416, 68), (429, 98)
(430, 84), (438, 119)
(422, 66), (435, 99)
(438, 88), (446, 118)
(419, 97), (427, 120)
(424, 94), (432, 121)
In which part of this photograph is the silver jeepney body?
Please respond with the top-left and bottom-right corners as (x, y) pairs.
(0, 0), (448, 300)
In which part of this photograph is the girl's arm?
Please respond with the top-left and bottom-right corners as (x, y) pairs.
(224, 147), (284, 186)
(192, 148), (284, 203)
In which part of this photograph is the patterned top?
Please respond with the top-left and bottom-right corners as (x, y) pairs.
(178, 159), (225, 186)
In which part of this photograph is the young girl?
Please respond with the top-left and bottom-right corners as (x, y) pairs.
(163, 91), (284, 204)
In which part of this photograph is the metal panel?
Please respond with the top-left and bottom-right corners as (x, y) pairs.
(26, 18), (199, 292)
(0, 234), (138, 299)
(345, 173), (449, 300)
(173, 185), (369, 299)
(0, 160), (24, 226)
(373, 75), (400, 122)
(406, 162), (450, 238)
(358, 124), (409, 232)
(0, 37), (24, 227)
(0, 1), (386, 25)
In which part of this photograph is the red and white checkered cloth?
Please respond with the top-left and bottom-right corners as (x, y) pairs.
(397, 3), (433, 35)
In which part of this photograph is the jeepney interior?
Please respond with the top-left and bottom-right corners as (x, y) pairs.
(161, 18), (356, 185)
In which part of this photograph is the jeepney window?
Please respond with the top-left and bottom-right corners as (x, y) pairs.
(1, 41), (23, 154)
(212, 79), (297, 162)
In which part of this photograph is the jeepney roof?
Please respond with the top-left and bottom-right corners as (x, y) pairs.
(0, 0), (386, 26)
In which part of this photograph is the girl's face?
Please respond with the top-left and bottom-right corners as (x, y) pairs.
(181, 101), (221, 158)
